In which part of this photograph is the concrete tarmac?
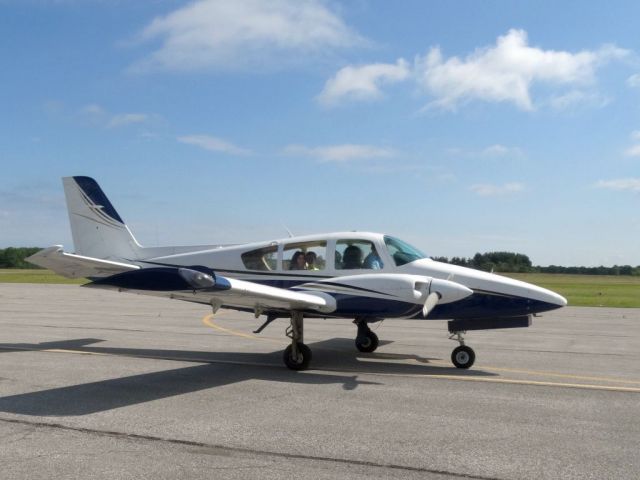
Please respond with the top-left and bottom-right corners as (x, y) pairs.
(0, 283), (639, 479)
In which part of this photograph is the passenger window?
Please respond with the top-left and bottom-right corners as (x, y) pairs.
(283, 241), (327, 271)
(241, 245), (278, 271)
(336, 240), (383, 270)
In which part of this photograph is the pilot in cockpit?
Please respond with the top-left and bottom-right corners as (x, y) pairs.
(342, 245), (363, 269)
(363, 246), (383, 269)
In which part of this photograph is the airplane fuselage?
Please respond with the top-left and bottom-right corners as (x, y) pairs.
(128, 231), (566, 321)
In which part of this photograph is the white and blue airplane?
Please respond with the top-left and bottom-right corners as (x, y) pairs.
(28, 176), (567, 371)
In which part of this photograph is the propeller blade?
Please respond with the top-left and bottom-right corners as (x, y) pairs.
(422, 291), (440, 318)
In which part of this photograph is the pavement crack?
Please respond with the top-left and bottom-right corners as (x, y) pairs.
(0, 416), (504, 480)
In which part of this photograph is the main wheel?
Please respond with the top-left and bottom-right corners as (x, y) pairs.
(283, 343), (312, 370)
(451, 345), (475, 369)
(355, 331), (379, 353)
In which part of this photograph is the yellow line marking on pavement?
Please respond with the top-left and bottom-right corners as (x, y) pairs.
(202, 314), (281, 344)
(358, 371), (640, 393)
(3, 345), (640, 393)
(442, 363), (640, 385)
(202, 314), (640, 389)
(47, 348), (107, 355)
(0, 345), (282, 367)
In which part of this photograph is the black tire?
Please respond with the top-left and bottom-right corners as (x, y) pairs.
(283, 343), (312, 370)
(451, 345), (475, 369)
(355, 331), (379, 353)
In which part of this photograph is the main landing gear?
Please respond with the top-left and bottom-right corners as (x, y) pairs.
(449, 331), (475, 369)
(283, 311), (312, 370)
(281, 314), (382, 370)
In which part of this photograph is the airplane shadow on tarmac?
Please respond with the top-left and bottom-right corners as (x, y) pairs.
(0, 337), (497, 417)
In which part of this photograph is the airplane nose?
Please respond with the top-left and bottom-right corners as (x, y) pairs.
(531, 286), (567, 308)
(549, 291), (568, 307)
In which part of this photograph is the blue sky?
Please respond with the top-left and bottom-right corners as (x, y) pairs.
(1, 0), (640, 266)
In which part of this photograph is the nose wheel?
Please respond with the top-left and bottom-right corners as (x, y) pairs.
(354, 318), (380, 353)
(449, 331), (475, 369)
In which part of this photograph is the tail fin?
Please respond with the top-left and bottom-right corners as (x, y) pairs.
(63, 176), (142, 261)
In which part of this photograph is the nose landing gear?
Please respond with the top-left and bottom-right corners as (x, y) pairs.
(354, 318), (380, 353)
(449, 331), (475, 369)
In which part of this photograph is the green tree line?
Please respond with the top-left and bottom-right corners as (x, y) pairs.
(2, 247), (639, 275)
(431, 251), (640, 276)
(0, 247), (44, 269)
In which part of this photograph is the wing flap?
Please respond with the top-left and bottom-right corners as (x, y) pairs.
(26, 246), (140, 279)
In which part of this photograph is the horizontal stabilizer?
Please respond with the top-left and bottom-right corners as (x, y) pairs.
(26, 246), (140, 279)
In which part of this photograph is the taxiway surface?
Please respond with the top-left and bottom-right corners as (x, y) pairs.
(1, 284), (639, 479)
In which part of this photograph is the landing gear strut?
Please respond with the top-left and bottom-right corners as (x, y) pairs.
(449, 331), (475, 369)
(354, 318), (380, 353)
(283, 311), (312, 370)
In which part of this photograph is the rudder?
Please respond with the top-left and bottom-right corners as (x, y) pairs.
(63, 176), (142, 261)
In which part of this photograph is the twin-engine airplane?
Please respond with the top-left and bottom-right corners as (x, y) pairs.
(28, 177), (567, 371)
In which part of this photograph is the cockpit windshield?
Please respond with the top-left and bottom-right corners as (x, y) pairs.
(384, 236), (426, 266)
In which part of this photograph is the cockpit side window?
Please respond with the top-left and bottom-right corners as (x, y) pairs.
(283, 241), (327, 271)
(335, 239), (383, 270)
(384, 236), (426, 266)
(241, 245), (278, 271)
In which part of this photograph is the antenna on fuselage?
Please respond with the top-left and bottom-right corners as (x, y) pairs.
(283, 225), (294, 238)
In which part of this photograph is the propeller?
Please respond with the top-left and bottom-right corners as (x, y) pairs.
(419, 277), (473, 318)
(422, 291), (441, 317)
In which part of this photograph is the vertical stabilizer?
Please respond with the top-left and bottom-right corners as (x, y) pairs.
(63, 176), (142, 261)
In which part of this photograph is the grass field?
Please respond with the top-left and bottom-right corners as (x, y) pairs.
(503, 273), (640, 308)
(1, 269), (638, 308)
(0, 269), (84, 285)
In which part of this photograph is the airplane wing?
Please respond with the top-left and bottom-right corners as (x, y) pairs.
(85, 267), (337, 314)
(26, 245), (140, 279)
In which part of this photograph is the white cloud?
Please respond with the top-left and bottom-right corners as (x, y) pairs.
(78, 105), (157, 129)
(447, 144), (524, 158)
(627, 73), (640, 87)
(481, 144), (510, 156)
(415, 29), (628, 111)
(548, 90), (610, 110)
(283, 144), (396, 162)
(624, 144), (640, 157)
(131, 0), (365, 72)
(107, 113), (149, 128)
(318, 59), (410, 106)
(470, 182), (525, 196)
(481, 144), (525, 158)
(595, 178), (640, 192)
(80, 104), (105, 116)
(178, 134), (251, 155)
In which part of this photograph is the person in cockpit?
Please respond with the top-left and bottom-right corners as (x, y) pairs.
(290, 250), (307, 270)
(342, 245), (363, 269)
(363, 246), (383, 269)
(305, 251), (319, 270)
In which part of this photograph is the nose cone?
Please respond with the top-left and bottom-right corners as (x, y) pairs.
(516, 281), (568, 312)
(541, 288), (567, 308)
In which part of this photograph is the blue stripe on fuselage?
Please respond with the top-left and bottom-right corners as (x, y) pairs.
(239, 276), (559, 319)
(134, 264), (560, 319)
